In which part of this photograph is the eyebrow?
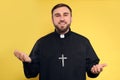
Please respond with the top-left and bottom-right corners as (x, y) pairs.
(54, 13), (60, 16)
(64, 12), (69, 15)
(54, 12), (70, 16)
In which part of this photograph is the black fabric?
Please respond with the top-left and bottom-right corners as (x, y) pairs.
(23, 30), (100, 80)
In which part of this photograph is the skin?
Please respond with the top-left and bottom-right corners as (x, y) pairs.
(14, 6), (107, 74)
(52, 7), (72, 34)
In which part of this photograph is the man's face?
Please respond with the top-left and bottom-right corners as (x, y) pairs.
(52, 7), (72, 34)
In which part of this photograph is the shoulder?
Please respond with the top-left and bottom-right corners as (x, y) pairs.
(71, 31), (89, 41)
(71, 31), (92, 46)
(36, 32), (55, 43)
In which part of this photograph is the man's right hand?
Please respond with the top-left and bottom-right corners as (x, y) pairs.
(14, 50), (32, 63)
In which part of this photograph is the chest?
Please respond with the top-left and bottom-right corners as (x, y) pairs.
(39, 37), (87, 67)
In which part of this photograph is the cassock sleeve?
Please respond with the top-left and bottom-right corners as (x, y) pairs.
(85, 40), (100, 78)
(23, 40), (41, 78)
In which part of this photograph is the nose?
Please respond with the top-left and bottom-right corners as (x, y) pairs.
(60, 16), (65, 21)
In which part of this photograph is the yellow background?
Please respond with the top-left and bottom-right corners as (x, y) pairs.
(0, 0), (120, 80)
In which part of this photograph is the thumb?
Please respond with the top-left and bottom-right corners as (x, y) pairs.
(101, 63), (107, 67)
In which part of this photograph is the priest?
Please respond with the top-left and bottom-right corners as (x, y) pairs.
(14, 3), (106, 80)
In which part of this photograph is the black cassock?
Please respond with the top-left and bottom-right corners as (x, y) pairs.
(23, 30), (100, 80)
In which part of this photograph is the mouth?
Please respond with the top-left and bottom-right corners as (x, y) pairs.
(60, 23), (66, 25)
(59, 22), (66, 25)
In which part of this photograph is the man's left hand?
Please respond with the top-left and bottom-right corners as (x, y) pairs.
(91, 64), (107, 74)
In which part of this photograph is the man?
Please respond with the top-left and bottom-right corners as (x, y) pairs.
(14, 3), (106, 80)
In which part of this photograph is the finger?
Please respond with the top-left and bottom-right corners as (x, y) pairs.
(14, 50), (20, 58)
(23, 54), (31, 63)
(91, 65), (101, 74)
(101, 64), (107, 67)
(14, 50), (25, 61)
(22, 54), (26, 62)
(14, 50), (31, 62)
(23, 55), (29, 62)
(95, 64), (106, 73)
(91, 65), (97, 74)
(94, 65), (100, 73)
(19, 53), (25, 61)
(99, 64), (107, 72)
(96, 65), (103, 72)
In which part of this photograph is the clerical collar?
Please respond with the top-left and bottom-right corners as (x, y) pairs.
(54, 29), (71, 39)
(60, 34), (65, 38)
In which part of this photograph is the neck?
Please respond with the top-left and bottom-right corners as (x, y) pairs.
(56, 28), (70, 34)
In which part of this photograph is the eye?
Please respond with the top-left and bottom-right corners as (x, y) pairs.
(64, 13), (69, 16)
(54, 13), (61, 17)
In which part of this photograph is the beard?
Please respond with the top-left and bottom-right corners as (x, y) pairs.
(53, 20), (71, 34)
(54, 23), (71, 34)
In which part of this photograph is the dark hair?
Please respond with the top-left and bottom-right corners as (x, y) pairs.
(51, 3), (72, 16)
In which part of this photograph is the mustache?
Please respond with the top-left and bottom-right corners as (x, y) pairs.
(58, 20), (67, 24)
